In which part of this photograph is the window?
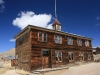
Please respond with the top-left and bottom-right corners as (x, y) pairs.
(68, 52), (74, 62)
(55, 51), (62, 62)
(67, 37), (73, 45)
(54, 35), (62, 44)
(87, 52), (91, 60)
(56, 25), (61, 31)
(19, 36), (23, 45)
(42, 50), (49, 56)
(77, 39), (82, 46)
(38, 32), (47, 42)
(79, 52), (84, 61)
(85, 40), (89, 47)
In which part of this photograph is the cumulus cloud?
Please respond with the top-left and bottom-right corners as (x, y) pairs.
(12, 11), (53, 29)
(0, 0), (5, 12)
(10, 39), (15, 42)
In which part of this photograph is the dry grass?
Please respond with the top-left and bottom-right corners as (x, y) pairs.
(15, 69), (32, 75)
(0, 63), (14, 74)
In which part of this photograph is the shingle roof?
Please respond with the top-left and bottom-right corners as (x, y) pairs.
(52, 19), (61, 25)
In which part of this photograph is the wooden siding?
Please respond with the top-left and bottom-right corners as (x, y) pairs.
(16, 30), (31, 71)
(15, 28), (93, 71)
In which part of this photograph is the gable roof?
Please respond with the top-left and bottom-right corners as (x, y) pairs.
(14, 25), (92, 40)
(52, 19), (61, 25)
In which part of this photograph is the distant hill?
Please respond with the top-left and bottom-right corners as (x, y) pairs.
(0, 48), (15, 59)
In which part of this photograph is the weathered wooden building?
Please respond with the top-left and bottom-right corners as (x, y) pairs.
(14, 19), (93, 71)
(93, 47), (100, 55)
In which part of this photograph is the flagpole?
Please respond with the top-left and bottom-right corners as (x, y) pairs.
(55, 0), (57, 19)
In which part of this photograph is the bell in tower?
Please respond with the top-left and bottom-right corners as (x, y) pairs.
(52, 19), (61, 31)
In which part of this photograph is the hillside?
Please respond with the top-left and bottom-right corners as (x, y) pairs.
(0, 48), (15, 59)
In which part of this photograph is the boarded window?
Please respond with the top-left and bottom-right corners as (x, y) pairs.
(67, 37), (73, 45)
(54, 35), (62, 44)
(68, 52), (74, 62)
(38, 32), (47, 42)
(55, 51), (62, 62)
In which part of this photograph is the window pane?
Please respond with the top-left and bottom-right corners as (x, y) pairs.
(54, 35), (62, 44)
(59, 52), (62, 61)
(44, 33), (47, 42)
(39, 32), (42, 41)
(43, 50), (49, 56)
(19, 37), (23, 44)
(67, 37), (73, 45)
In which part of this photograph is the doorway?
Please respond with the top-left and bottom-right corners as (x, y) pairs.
(42, 50), (51, 68)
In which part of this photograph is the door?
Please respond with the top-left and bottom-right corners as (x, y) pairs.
(42, 50), (51, 68)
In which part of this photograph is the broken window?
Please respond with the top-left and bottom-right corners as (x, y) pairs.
(38, 32), (47, 42)
(68, 52), (74, 62)
(54, 35), (62, 44)
(67, 37), (73, 45)
(79, 52), (84, 61)
(85, 40), (89, 47)
(55, 51), (62, 62)
(77, 39), (82, 46)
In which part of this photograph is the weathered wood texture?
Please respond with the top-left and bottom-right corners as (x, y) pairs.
(30, 29), (93, 70)
(15, 28), (93, 71)
(16, 30), (31, 71)
(11, 59), (16, 67)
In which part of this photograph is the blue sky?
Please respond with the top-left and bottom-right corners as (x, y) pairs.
(0, 0), (100, 52)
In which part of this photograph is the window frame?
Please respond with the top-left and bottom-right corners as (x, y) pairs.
(67, 37), (73, 45)
(79, 52), (84, 61)
(54, 35), (62, 44)
(38, 32), (47, 42)
(68, 52), (74, 62)
(55, 51), (63, 62)
(77, 39), (82, 46)
(87, 52), (91, 60)
(85, 40), (89, 47)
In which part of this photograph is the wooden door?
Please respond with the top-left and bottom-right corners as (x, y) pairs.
(42, 50), (51, 68)
(43, 56), (49, 68)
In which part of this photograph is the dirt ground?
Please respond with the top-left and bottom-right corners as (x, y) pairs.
(0, 62), (100, 75)
(41, 62), (100, 75)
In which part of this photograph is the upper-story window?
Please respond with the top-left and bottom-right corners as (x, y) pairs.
(54, 35), (62, 44)
(67, 37), (73, 45)
(77, 39), (82, 46)
(85, 40), (89, 47)
(38, 32), (47, 42)
(19, 36), (23, 45)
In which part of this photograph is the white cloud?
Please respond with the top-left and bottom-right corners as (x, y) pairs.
(0, 0), (5, 12)
(0, 0), (4, 4)
(10, 39), (15, 42)
(12, 11), (53, 29)
(96, 23), (100, 26)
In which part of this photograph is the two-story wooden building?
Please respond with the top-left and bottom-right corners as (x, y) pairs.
(14, 19), (93, 71)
